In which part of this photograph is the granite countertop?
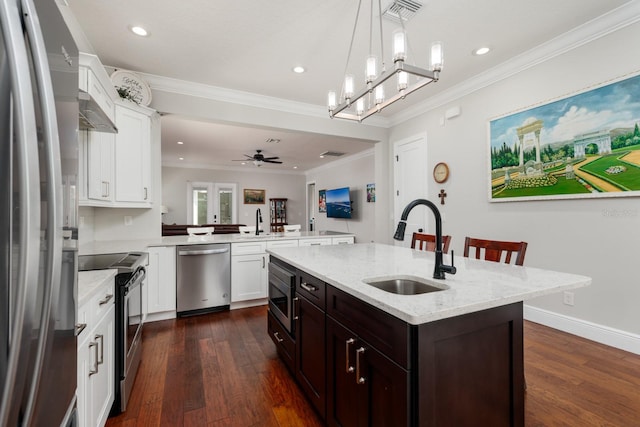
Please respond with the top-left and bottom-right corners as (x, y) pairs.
(79, 230), (354, 255)
(78, 269), (117, 307)
(267, 243), (591, 325)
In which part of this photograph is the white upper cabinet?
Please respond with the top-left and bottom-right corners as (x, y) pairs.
(114, 102), (153, 205)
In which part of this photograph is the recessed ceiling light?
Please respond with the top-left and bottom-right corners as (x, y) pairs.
(130, 26), (148, 37)
(293, 166), (298, 169)
(292, 66), (305, 74)
(177, 141), (184, 145)
(473, 46), (491, 56)
(241, 162), (246, 165)
(179, 157), (184, 161)
(319, 155), (325, 159)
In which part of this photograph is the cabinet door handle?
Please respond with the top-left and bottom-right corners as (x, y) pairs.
(262, 256), (265, 269)
(99, 294), (113, 305)
(293, 297), (299, 320)
(101, 181), (108, 197)
(144, 187), (148, 200)
(356, 347), (366, 385)
(345, 338), (355, 373)
(74, 323), (87, 336)
(300, 282), (318, 293)
(273, 332), (284, 343)
(89, 342), (99, 376)
(96, 334), (104, 365)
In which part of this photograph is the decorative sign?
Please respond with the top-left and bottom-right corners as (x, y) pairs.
(110, 70), (152, 106)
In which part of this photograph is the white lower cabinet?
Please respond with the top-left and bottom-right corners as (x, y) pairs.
(231, 241), (268, 302)
(299, 237), (333, 246)
(77, 292), (115, 427)
(146, 246), (177, 316)
(332, 236), (354, 245)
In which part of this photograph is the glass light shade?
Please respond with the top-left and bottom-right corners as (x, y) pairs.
(392, 29), (406, 61)
(356, 98), (365, 115)
(344, 74), (355, 99)
(430, 41), (444, 71)
(375, 85), (385, 104)
(397, 71), (408, 90)
(366, 55), (377, 82)
(327, 90), (337, 110)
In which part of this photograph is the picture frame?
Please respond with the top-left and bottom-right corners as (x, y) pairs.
(318, 189), (326, 212)
(243, 189), (265, 204)
(489, 71), (640, 202)
(367, 183), (376, 202)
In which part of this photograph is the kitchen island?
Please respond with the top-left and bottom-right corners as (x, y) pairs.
(266, 243), (591, 426)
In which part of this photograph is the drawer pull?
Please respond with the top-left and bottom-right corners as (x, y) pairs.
(293, 297), (299, 320)
(273, 332), (284, 343)
(345, 338), (355, 373)
(96, 334), (104, 365)
(74, 323), (87, 336)
(300, 282), (318, 293)
(99, 294), (113, 305)
(89, 342), (99, 376)
(356, 347), (366, 385)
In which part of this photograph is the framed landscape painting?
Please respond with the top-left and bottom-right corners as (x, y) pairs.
(243, 189), (265, 204)
(489, 71), (640, 202)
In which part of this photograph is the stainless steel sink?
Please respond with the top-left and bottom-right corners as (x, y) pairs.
(363, 276), (448, 295)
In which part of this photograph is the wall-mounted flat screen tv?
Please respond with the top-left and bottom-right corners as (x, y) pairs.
(326, 187), (352, 219)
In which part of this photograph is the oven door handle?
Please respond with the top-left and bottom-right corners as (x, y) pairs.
(124, 268), (146, 292)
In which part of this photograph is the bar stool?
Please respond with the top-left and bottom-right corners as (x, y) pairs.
(463, 237), (527, 266)
(411, 232), (452, 254)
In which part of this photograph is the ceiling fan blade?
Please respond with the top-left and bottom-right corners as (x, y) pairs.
(262, 156), (280, 160)
(263, 159), (282, 164)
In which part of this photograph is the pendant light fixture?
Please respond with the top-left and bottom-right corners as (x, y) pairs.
(327, 0), (443, 122)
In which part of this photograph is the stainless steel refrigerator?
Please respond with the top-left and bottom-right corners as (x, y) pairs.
(1, 0), (79, 425)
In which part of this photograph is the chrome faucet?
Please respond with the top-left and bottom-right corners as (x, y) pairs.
(255, 208), (262, 235)
(393, 199), (456, 279)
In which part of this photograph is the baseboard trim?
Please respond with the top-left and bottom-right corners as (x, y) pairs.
(145, 310), (177, 323)
(230, 299), (268, 310)
(524, 305), (640, 355)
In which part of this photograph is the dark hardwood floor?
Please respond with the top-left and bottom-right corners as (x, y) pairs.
(106, 306), (640, 427)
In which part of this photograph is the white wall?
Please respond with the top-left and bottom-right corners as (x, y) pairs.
(162, 166), (306, 229)
(305, 150), (376, 243)
(386, 22), (640, 336)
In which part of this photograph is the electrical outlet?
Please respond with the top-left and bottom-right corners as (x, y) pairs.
(124, 216), (133, 226)
(563, 291), (575, 306)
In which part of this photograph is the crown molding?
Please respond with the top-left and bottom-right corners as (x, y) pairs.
(139, 72), (391, 128)
(388, 0), (640, 127)
(162, 160), (305, 175)
(304, 148), (375, 176)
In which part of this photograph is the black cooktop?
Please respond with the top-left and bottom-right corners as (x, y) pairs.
(78, 252), (148, 274)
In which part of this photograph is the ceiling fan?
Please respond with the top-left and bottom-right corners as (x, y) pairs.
(233, 149), (282, 166)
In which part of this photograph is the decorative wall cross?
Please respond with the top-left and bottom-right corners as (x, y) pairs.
(438, 189), (447, 205)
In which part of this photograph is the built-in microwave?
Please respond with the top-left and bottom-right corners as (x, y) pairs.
(268, 261), (296, 335)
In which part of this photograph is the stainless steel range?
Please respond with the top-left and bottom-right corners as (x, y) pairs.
(78, 251), (147, 414)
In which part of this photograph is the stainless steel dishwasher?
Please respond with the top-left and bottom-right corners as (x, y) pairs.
(176, 243), (231, 316)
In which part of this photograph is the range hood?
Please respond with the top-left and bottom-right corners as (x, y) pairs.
(78, 90), (118, 133)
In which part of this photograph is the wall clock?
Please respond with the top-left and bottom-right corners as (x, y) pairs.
(433, 162), (450, 183)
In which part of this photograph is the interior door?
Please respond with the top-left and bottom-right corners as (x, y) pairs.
(394, 134), (429, 247)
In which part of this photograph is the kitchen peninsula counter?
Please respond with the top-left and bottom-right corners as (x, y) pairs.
(78, 230), (354, 255)
(267, 242), (590, 325)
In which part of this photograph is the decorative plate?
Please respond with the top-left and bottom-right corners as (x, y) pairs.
(110, 70), (152, 106)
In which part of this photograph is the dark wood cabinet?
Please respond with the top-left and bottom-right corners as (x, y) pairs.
(326, 317), (409, 427)
(268, 255), (525, 427)
(295, 294), (326, 418)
